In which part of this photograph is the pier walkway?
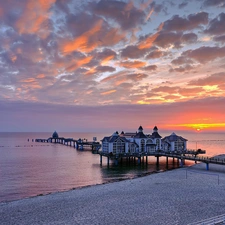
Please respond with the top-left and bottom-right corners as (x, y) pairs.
(99, 150), (225, 170)
(35, 137), (101, 152)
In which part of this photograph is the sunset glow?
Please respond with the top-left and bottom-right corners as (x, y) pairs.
(170, 123), (225, 131)
(0, 0), (225, 132)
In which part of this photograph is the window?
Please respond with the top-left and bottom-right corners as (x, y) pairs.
(140, 139), (145, 152)
(113, 139), (125, 154)
(113, 143), (117, 153)
(156, 139), (160, 150)
(102, 142), (108, 152)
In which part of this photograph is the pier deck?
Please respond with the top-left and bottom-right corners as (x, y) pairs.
(98, 150), (225, 170)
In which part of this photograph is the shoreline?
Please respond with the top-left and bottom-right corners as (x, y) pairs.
(1, 154), (224, 204)
(1, 159), (225, 224)
(0, 165), (179, 204)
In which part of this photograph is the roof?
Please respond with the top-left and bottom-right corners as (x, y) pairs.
(162, 132), (187, 142)
(133, 131), (147, 139)
(101, 136), (130, 143)
(151, 131), (162, 138)
(52, 131), (59, 138)
(153, 126), (158, 130)
(123, 132), (136, 138)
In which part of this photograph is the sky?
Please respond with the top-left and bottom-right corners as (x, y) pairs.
(0, 0), (225, 133)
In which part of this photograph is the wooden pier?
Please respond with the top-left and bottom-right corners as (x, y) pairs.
(98, 150), (225, 170)
(35, 137), (101, 152)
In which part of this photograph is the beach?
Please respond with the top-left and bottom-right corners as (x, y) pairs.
(1, 159), (225, 225)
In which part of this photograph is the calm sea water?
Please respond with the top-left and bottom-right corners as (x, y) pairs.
(0, 131), (224, 202)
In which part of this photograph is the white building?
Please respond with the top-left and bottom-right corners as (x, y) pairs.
(101, 126), (187, 154)
(162, 132), (187, 151)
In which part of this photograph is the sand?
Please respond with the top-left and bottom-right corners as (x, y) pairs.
(1, 159), (225, 225)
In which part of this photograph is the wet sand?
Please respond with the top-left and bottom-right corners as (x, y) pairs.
(1, 158), (225, 225)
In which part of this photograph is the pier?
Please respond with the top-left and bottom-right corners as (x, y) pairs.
(98, 150), (225, 170)
(35, 137), (101, 152)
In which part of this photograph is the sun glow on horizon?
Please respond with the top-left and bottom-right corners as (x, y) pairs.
(167, 123), (225, 131)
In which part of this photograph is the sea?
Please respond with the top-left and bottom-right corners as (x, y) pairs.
(0, 131), (225, 203)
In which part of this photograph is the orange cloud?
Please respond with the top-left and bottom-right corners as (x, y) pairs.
(16, 0), (55, 38)
(138, 22), (164, 49)
(119, 60), (146, 68)
(36, 74), (45, 79)
(101, 90), (117, 95)
(22, 78), (36, 83)
(66, 56), (93, 72)
(62, 20), (103, 54)
(101, 55), (115, 65)
(85, 67), (96, 75)
(10, 54), (17, 63)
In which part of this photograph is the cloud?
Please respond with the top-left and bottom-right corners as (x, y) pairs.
(171, 56), (194, 65)
(203, 0), (225, 8)
(178, 2), (188, 9)
(169, 64), (194, 73)
(142, 65), (157, 71)
(15, 0), (55, 38)
(0, 0), (224, 117)
(119, 60), (146, 69)
(96, 66), (116, 73)
(101, 89), (117, 95)
(204, 13), (225, 35)
(152, 85), (204, 98)
(149, 2), (166, 14)
(182, 46), (225, 63)
(181, 33), (198, 43)
(61, 19), (103, 54)
(189, 72), (225, 86)
(154, 31), (182, 48)
(213, 35), (225, 43)
(91, 0), (146, 30)
(121, 45), (148, 59)
(95, 48), (117, 63)
(145, 49), (168, 59)
(138, 23), (164, 49)
(163, 12), (208, 32)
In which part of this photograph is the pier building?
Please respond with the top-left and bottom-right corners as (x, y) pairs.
(101, 126), (187, 154)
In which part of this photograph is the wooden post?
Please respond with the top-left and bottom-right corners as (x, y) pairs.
(180, 159), (183, 167)
(100, 155), (102, 165)
(107, 157), (109, 166)
(146, 156), (148, 164)
(166, 156), (168, 168)
(138, 157), (141, 165)
(156, 156), (159, 167)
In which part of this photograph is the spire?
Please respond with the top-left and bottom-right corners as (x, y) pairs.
(153, 126), (158, 132)
(138, 125), (143, 133)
